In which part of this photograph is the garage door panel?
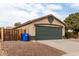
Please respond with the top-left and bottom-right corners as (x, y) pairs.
(37, 36), (61, 40)
(36, 26), (62, 40)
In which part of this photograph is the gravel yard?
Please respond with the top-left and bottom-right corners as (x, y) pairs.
(0, 41), (65, 56)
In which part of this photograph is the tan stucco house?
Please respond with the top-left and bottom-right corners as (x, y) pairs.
(13, 14), (66, 40)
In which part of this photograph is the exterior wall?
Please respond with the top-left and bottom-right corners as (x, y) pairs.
(16, 18), (49, 36)
(16, 17), (65, 39)
(52, 19), (65, 36)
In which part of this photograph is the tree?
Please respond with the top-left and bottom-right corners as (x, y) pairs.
(64, 13), (79, 38)
(14, 22), (21, 27)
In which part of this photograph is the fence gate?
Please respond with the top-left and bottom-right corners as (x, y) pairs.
(3, 29), (25, 41)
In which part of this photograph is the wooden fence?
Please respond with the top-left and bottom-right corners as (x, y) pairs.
(2, 29), (25, 41)
(0, 28), (1, 39)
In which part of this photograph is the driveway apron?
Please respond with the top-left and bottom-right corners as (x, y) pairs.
(37, 39), (79, 56)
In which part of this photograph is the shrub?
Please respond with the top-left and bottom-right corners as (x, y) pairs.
(65, 32), (72, 39)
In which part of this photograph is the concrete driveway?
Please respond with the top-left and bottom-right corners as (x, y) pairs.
(37, 39), (79, 56)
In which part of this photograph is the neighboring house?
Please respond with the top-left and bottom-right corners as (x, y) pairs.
(13, 14), (66, 40)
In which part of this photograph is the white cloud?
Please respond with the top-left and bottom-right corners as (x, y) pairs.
(0, 0), (79, 3)
(32, 4), (45, 10)
(46, 4), (63, 10)
(71, 3), (79, 7)
(0, 3), (30, 27)
(15, 3), (63, 20)
(42, 9), (62, 19)
(0, 3), (63, 27)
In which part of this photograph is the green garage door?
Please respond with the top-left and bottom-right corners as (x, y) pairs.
(36, 26), (62, 40)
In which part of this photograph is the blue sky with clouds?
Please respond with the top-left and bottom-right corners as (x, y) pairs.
(0, 3), (79, 27)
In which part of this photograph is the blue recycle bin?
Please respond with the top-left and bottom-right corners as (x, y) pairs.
(21, 32), (29, 41)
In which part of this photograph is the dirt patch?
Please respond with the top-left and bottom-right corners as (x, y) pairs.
(1, 41), (65, 56)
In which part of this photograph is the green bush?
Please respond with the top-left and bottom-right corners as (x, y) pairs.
(65, 32), (72, 39)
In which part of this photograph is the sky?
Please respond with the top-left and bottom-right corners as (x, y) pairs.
(0, 3), (79, 27)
